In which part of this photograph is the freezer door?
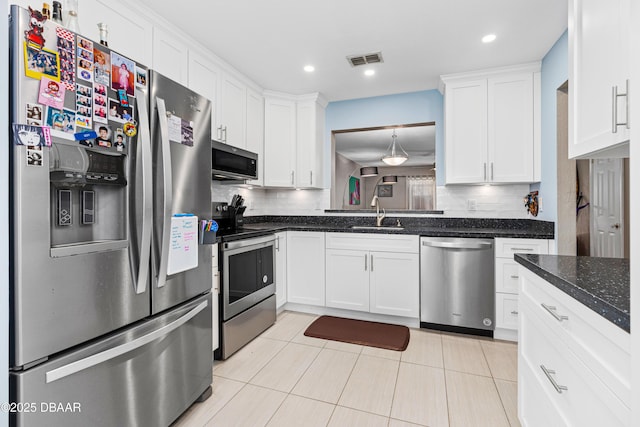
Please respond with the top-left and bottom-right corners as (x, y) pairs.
(9, 6), (151, 367)
(10, 293), (212, 427)
(149, 71), (212, 314)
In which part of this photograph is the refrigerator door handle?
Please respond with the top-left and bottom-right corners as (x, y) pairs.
(45, 300), (208, 384)
(132, 95), (153, 294)
(155, 97), (173, 288)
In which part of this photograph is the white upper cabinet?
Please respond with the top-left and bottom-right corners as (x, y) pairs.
(152, 27), (188, 86)
(217, 73), (247, 148)
(187, 51), (221, 138)
(77, 0), (153, 66)
(264, 92), (327, 188)
(245, 88), (265, 186)
(488, 74), (535, 182)
(264, 95), (297, 187)
(444, 79), (488, 183)
(295, 95), (327, 189)
(442, 63), (541, 184)
(569, 0), (630, 158)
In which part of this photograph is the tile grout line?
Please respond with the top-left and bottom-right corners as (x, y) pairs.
(480, 339), (516, 427)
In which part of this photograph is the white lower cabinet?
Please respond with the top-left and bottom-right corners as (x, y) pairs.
(518, 267), (630, 426)
(494, 237), (550, 341)
(325, 233), (419, 318)
(274, 232), (287, 309)
(286, 231), (325, 306)
(325, 249), (369, 312)
(369, 251), (419, 317)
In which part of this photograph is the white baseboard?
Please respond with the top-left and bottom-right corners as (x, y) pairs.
(282, 302), (420, 329)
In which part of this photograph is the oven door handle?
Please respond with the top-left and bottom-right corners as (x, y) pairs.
(223, 235), (275, 251)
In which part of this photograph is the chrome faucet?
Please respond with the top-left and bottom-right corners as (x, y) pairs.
(370, 195), (386, 227)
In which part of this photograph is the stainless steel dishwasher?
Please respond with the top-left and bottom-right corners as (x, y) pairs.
(420, 237), (495, 336)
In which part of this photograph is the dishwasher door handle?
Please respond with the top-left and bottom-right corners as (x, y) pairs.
(421, 240), (492, 250)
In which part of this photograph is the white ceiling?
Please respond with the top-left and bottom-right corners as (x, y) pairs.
(335, 125), (436, 167)
(146, 0), (567, 101)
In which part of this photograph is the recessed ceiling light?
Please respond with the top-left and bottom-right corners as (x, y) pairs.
(482, 34), (497, 43)
(304, 65), (315, 72)
(364, 69), (375, 76)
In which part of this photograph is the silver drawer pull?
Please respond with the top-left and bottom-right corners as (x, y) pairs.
(541, 303), (569, 322)
(510, 275), (519, 279)
(511, 247), (534, 252)
(510, 310), (518, 315)
(540, 365), (568, 394)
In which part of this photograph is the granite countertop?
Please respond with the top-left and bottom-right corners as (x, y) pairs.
(216, 215), (555, 241)
(515, 254), (630, 332)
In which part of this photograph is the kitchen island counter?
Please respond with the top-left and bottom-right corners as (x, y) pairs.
(515, 254), (630, 332)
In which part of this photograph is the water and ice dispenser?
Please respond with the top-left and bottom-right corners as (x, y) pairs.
(49, 142), (128, 249)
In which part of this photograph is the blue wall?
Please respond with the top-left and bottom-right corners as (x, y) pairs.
(325, 90), (445, 185)
(532, 31), (569, 223)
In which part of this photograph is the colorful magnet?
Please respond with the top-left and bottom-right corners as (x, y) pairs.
(24, 7), (47, 50)
(117, 89), (129, 107)
(24, 42), (60, 81)
(13, 124), (52, 146)
(74, 130), (97, 141)
(56, 27), (76, 91)
(111, 52), (135, 97)
(123, 121), (137, 137)
(38, 77), (66, 109)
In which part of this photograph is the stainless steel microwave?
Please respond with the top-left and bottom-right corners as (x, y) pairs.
(211, 141), (258, 180)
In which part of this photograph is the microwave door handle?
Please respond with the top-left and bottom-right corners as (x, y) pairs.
(155, 97), (173, 288)
(130, 94), (153, 294)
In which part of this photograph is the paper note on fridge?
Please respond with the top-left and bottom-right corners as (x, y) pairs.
(167, 114), (182, 144)
(167, 214), (199, 276)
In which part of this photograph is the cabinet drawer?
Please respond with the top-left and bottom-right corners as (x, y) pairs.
(520, 306), (629, 426)
(520, 268), (630, 408)
(325, 232), (418, 253)
(495, 293), (519, 330)
(494, 238), (548, 258)
(518, 355), (567, 427)
(495, 258), (520, 293)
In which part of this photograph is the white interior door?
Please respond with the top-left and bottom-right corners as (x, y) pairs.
(591, 159), (624, 257)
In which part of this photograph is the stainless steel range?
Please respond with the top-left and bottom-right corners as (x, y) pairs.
(212, 201), (276, 359)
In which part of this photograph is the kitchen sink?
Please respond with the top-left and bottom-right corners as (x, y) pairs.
(349, 225), (405, 231)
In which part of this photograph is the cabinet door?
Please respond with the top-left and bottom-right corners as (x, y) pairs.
(152, 27), (188, 86)
(187, 51), (220, 138)
(569, 0), (630, 158)
(488, 73), (534, 182)
(286, 232), (325, 306)
(495, 293), (519, 330)
(295, 100), (324, 188)
(274, 232), (287, 309)
(246, 89), (264, 186)
(325, 249), (369, 312)
(444, 80), (488, 184)
(218, 73), (246, 148)
(369, 252), (419, 317)
(78, 1), (153, 66)
(264, 97), (296, 187)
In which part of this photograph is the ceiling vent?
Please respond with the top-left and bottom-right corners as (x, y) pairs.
(347, 52), (384, 67)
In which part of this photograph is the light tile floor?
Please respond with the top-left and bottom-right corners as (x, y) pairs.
(173, 311), (520, 427)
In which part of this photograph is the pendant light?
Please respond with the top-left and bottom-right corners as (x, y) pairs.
(381, 129), (408, 166)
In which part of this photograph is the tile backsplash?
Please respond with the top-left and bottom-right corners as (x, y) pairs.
(211, 183), (531, 218)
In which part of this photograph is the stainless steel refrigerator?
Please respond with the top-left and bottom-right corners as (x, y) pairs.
(9, 6), (213, 426)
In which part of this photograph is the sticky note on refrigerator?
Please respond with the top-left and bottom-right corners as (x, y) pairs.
(167, 214), (198, 275)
